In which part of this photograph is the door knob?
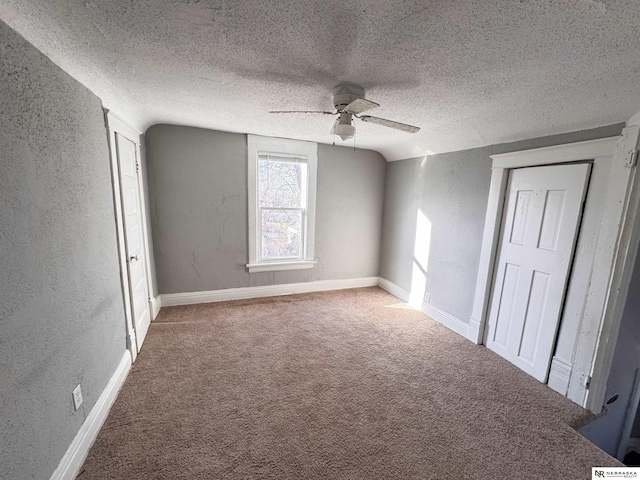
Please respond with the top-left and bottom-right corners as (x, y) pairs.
(130, 255), (139, 262)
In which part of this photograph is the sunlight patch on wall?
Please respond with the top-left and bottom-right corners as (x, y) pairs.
(409, 210), (432, 309)
(417, 155), (429, 178)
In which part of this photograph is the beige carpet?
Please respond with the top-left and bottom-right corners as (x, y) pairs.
(78, 287), (619, 479)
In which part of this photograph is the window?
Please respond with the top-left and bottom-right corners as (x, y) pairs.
(247, 135), (317, 273)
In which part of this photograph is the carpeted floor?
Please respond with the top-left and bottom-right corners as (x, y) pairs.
(78, 287), (620, 479)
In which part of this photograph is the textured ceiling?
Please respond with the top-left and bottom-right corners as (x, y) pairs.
(1, 0), (640, 160)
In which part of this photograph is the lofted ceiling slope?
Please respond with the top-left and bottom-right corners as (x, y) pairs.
(1, 0), (640, 160)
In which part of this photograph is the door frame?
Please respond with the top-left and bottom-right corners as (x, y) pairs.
(484, 162), (592, 383)
(469, 126), (640, 413)
(104, 110), (155, 361)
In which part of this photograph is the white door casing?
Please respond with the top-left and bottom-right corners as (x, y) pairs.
(471, 130), (640, 413)
(486, 164), (590, 382)
(116, 133), (151, 351)
(106, 110), (154, 361)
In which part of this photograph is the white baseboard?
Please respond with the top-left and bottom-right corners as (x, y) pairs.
(377, 278), (470, 340)
(377, 277), (410, 302)
(547, 356), (573, 395)
(468, 317), (482, 344)
(50, 351), (132, 480)
(160, 277), (380, 307)
(161, 277), (473, 340)
(150, 296), (161, 320)
(421, 301), (469, 338)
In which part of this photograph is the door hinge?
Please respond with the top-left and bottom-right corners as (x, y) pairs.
(136, 161), (140, 173)
(579, 373), (591, 389)
(625, 149), (638, 168)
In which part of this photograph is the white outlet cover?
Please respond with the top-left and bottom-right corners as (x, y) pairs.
(72, 384), (83, 410)
(424, 292), (431, 303)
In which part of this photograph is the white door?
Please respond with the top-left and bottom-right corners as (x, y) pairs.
(486, 163), (591, 381)
(116, 133), (151, 352)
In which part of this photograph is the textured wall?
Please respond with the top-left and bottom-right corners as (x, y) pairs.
(0, 20), (126, 480)
(380, 149), (491, 320)
(313, 143), (385, 280)
(380, 123), (626, 324)
(580, 237), (640, 455)
(139, 139), (159, 298)
(146, 125), (386, 294)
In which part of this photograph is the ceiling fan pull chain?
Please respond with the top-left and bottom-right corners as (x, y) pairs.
(353, 126), (356, 152)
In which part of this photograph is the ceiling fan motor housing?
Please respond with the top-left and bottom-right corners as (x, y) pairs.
(268, 81), (419, 135)
(332, 82), (365, 111)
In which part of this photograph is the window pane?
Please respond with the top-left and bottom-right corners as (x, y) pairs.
(258, 159), (305, 208)
(261, 209), (302, 259)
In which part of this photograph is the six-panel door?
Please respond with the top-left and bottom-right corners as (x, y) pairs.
(116, 133), (151, 352)
(486, 163), (591, 382)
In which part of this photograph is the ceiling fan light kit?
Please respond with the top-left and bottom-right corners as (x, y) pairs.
(269, 82), (420, 141)
(333, 123), (355, 141)
(333, 112), (356, 141)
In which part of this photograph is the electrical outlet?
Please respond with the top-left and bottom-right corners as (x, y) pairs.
(72, 384), (83, 410)
(424, 292), (431, 303)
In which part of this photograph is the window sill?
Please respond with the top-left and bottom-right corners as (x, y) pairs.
(246, 261), (316, 273)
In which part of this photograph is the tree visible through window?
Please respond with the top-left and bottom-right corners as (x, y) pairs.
(258, 155), (307, 260)
(247, 135), (317, 273)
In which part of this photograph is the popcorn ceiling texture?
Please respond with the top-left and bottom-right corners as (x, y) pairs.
(0, 0), (639, 160)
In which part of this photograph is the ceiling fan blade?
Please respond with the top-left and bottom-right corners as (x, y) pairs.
(360, 115), (420, 133)
(269, 110), (335, 115)
(344, 98), (380, 114)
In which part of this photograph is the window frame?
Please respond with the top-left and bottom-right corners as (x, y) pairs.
(247, 135), (317, 273)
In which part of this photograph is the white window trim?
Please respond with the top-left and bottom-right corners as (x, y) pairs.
(247, 135), (318, 273)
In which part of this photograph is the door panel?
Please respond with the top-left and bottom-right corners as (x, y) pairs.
(493, 263), (521, 348)
(518, 270), (550, 363)
(538, 190), (566, 251)
(509, 190), (532, 245)
(486, 163), (591, 381)
(116, 133), (150, 352)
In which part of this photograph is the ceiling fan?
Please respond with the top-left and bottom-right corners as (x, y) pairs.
(269, 82), (420, 141)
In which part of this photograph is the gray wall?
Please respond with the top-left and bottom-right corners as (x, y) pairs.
(380, 123), (626, 323)
(0, 21), (126, 480)
(146, 125), (387, 294)
(139, 139), (159, 298)
(580, 234), (640, 456)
